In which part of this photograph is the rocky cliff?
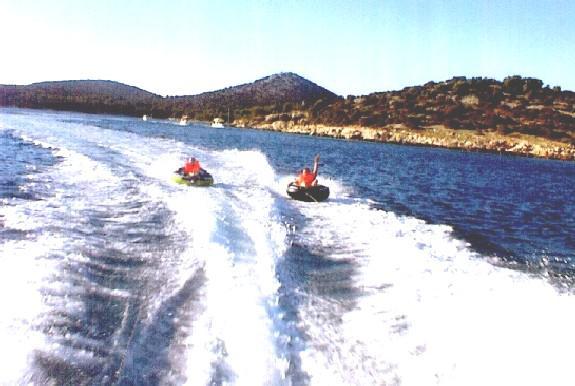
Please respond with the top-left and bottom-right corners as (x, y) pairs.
(243, 120), (575, 161)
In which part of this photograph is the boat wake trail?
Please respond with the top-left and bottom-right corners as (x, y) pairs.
(285, 198), (575, 386)
(0, 130), (200, 384)
(1, 113), (295, 384)
(169, 150), (291, 385)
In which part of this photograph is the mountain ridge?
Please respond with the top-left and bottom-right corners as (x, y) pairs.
(0, 72), (336, 119)
(26, 79), (159, 99)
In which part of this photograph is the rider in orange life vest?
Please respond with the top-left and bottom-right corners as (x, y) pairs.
(183, 157), (201, 176)
(295, 154), (320, 187)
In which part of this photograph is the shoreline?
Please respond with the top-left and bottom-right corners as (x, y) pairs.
(239, 120), (575, 161)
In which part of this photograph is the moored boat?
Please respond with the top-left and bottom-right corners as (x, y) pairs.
(211, 117), (225, 128)
(179, 115), (190, 126)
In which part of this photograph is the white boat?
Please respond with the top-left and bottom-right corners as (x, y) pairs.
(179, 115), (189, 126)
(211, 117), (224, 128)
(142, 114), (148, 121)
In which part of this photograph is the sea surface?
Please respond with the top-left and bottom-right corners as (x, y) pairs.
(1, 107), (574, 385)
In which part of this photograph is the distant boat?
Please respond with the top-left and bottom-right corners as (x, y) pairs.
(142, 114), (148, 121)
(211, 117), (224, 128)
(179, 115), (189, 126)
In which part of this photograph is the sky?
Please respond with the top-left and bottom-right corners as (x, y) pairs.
(1, 0), (574, 96)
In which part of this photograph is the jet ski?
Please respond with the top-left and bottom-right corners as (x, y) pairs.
(173, 168), (214, 187)
(286, 182), (329, 202)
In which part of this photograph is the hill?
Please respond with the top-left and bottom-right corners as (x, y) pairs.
(27, 80), (157, 99)
(307, 76), (575, 143)
(154, 72), (338, 121)
(249, 75), (575, 160)
(0, 80), (158, 115)
(0, 73), (337, 120)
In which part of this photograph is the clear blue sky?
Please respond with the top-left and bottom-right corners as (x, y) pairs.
(1, 0), (573, 96)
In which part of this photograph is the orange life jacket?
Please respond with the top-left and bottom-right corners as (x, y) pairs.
(183, 160), (201, 175)
(296, 170), (317, 187)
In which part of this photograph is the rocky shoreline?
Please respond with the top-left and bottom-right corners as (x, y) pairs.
(241, 120), (575, 161)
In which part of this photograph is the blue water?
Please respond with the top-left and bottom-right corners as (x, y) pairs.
(1, 107), (574, 385)
(92, 112), (575, 273)
(0, 130), (56, 200)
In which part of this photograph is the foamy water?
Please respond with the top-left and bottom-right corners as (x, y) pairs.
(0, 109), (574, 385)
(293, 201), (575, 385)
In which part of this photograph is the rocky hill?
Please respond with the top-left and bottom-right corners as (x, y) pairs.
(251, 76), (575, 143)
(243, 75), (575, 160)
(162, 72), (338, 122)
